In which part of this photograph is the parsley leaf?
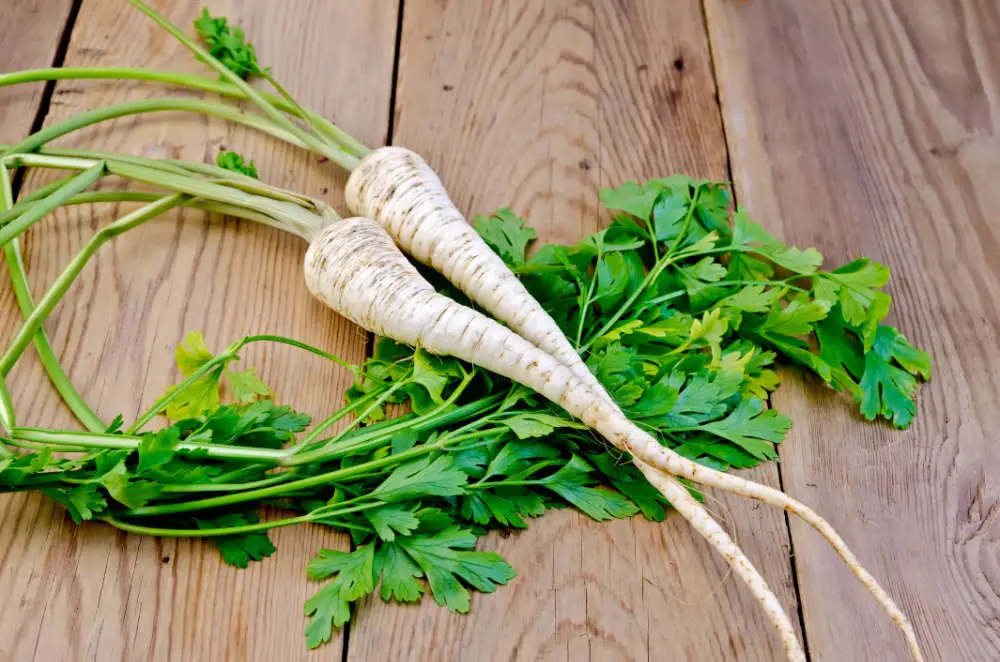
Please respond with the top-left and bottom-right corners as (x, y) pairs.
(305, 544), (376, 648)
(859, 325), (931, 428)
(540, 455), (639, 521)
(397, 527), (515, 613)
(499, 413), (586, 440)
(366, 504), (421, 542)
(227, 368), (272, 403)
(372, 456), (468, 502)
(216, 150), (259, 178)
(473, 208), (537, 268)
(196, 511), (277, 568)
(375, 541), (424, 603)
(698, 398), (790, 460)
(194, 9), (268, 80)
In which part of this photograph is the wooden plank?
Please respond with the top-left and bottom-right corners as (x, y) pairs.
(348, 2), (800, 660)
(0, 0), (75, 144)
(0, 1), (397, 660)
(705, 0), (1000, 659)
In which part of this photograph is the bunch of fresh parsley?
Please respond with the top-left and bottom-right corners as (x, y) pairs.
(0, 175), (929, 649)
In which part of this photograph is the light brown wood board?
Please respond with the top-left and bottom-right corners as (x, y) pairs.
(705, 0), (1000, 659)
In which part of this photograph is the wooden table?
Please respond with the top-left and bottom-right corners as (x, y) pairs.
(1, 1), (996, 660)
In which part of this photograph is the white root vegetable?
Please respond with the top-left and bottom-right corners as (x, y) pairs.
(344, 147), (600, 390)
(305, 217), (806, 662)
(343, 146), (922, 662)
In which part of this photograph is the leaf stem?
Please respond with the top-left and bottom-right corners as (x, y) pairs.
(581, 190), (703, 352)
(101, 513), (313, 537)
(3, 98), (312, 159)
(11, 427), (288, 463)
(0, 195), (187, 377)
(0, 378), (14, 431)
(121, 426), (493, 518)
(0, 67), (369, 158)
(127, 0), (360, 169)
(0, 162), (107, 248)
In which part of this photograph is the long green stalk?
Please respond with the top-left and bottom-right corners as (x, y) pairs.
(0, 195), (187, 377)
(2, 97), (314, 161)
(0, 67), (368, 158)
(128, 0), (358, 170)
(0, 163), (106, 431)
(0, 190), (289, 228)
(3, 152), (333, 240)
(0, 163), (106, 247)
(12, 426), (287, 463)
(0, 378), (14, 431)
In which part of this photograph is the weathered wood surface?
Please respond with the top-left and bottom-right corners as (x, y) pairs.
(705, 0), (1000, 660)
(0, 1), (397, 660)
(349, 2), (797, 661)
(2, 0), (995, 660)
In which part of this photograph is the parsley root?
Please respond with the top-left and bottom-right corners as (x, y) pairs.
(341, 151), (922, 661)
(306, 217), (807, 659)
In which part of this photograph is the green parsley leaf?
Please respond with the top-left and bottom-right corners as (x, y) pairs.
(226, 368), (272, 403)
(194, 9), (267, 80)
(397, 527), (515, 613)
(216, 150), (259, 178)
(587, 453), (667, 521)
(652, 189), (691, 241)
(305, 544), (376, 648)
(698, 398), (790, 460)
(43, 484), (107, 523)
(731, 208), (822, 274)
(499, 413), (586, 440)
(98, 459), (161, 509)
(859, 325), (930, 428)
(137, 426), (181, 473)
(540, 455), (639, 521)
(758, 298), (829, 337)
(465, 488), (547, 528)
(473, 208), (537, 268)
(600, 180), (660, 220)
(196, 511), (277, 568)
(375, 541), (424, 603)
(366, 504), (421, 542)
(372, 456), (468, 502)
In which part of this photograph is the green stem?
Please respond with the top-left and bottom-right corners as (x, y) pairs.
(129, 334), (355, 435)
(4, 152), (332, 240)
(0, 378), (14, 431)
(12, 427), (287, 463)
(122, 431), (471, 518)
(0, 163), (106, 431)
(1, 190), (290, 229)
(127, 0), (359, 169)
(159, 473), (290, 493)
(295, 381), (409, 457)
(284, 389), (384, 456)
(127, 358), (234, 434)
(574, 254), (601, 349)
(242, 334), (357, 374)
(0, 67), (368, 158)
(0, 195), (187, 377)
(101, 513), (313, 537)
(580, 191), (703, 353)
(0, 162), (106, 248)
(2, 98), (312, 159)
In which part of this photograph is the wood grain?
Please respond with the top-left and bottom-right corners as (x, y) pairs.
(0, 0), (75, 144)
(348, 2), (800, 660)
(706, 0), (1000, 659)
(0, 1), (397, 660)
